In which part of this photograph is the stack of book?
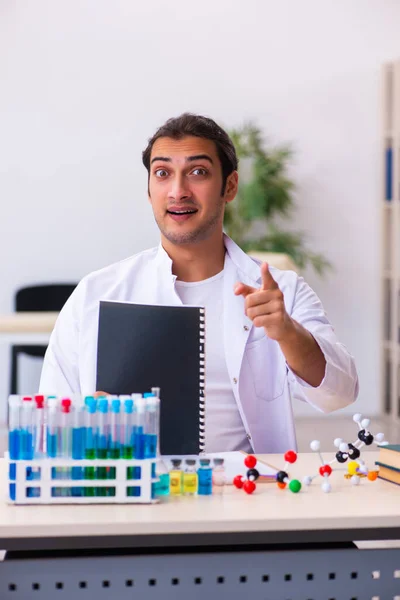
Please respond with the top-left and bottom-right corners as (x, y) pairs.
(376, 445), (400, 486)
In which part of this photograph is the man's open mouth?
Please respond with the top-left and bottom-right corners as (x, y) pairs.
(167, 209), (198, 215)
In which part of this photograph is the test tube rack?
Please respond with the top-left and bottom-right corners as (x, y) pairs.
(5, 453), (159, 504)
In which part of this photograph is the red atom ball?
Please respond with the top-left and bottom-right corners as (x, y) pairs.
(284, 450), (297, 464)
(277, 482), (287, 489)
(319, 464), (332, 477)
(243, 480), (256, 494)
(233, 475), (244, 489)
(244, 455), (257, 469)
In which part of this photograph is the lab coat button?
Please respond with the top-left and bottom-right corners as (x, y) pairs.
(243, 325), (249, 331)
(233, 377), (238, 384)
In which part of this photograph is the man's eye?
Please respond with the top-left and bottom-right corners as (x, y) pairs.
(191, 168), (207, 176)
(155, 169), (168, 177)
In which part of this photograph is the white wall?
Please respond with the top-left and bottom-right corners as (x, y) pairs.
(1, 0), (399, 421)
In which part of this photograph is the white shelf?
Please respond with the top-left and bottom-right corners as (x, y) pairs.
(381, 60), (400, 421)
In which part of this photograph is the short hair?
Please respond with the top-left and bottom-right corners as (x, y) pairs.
(142, 113), (238, 194)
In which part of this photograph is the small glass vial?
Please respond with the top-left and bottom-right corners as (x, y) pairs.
(169, 459), (183, 496)
(198, 458), (213, 495)
(154, 459), (170, 497)
(212, 458), (225, 494)
(183, 459), (198, 495)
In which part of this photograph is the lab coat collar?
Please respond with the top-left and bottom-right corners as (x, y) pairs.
(153, 233), (263, 286)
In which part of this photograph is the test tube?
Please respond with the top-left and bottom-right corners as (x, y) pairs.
(144, 393), (159, 458)
(134, 396), (146, 459)
(20, 396), (34, 460)
(96, 398), (109, 496)
(59, 398), (72, 458)
(109, 398), (121, 459)
(60, 398), (72, 495)
(72, 399), (84, 460)
(122, 398), (134, 459)
(71, 399), (84, 496)
(34, 395), (46, 457)
(84, 397), (97, 497)
(8, 395), (20, 460)
(46, 397), (59, 459)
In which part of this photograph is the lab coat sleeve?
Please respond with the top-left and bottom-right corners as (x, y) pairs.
(38, 284), (82, 395)
(286, 276), (359, 413)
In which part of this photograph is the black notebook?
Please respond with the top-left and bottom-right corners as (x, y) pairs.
(96, 301), (205, 455)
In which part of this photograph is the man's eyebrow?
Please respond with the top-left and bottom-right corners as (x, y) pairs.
(187, 154), (214, 165)
(150, 156), (171, 164)
(150, 154), (214, 165)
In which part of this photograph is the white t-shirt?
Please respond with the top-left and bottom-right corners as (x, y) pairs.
(175, 258), (252, 453)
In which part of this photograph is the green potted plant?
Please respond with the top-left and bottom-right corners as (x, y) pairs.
(224, 123), (331, 275)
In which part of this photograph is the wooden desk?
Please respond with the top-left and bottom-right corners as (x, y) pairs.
(0, 452), (399, 551)
(0, 312), (58, 345)
(0, 453), (399, 599)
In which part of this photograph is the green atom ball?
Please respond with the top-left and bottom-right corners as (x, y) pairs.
(289, 479), (302, 493)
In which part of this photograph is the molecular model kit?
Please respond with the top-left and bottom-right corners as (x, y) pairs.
(303, 413), (388, 493)
(233, 414), (388, 495)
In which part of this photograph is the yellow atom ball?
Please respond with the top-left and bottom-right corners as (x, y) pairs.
(347, 461), (359, 475)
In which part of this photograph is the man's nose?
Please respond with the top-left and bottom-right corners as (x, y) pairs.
(167, 175), (191, 201)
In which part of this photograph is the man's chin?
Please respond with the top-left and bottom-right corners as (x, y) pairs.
(162, 228), (208, 245)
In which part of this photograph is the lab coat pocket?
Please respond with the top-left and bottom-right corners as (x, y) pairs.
(245, 335), (286, 401)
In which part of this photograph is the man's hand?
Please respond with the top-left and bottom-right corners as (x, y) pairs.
(234, 262), (293, 342)
(234, 262), (326, 387)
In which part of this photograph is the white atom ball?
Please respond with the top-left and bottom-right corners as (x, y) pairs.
(302, 476), (312, 486)
(310, 440), (320, 451)
(351, 475), (360, 486)
(361, 418), (370, 429)
(334, 438), (343, 448)
(322, 481), (332, 493)
(358, 464), (368, 474)
(375, 433), (385, 443)
(339, 442), (349, 453)
(353, 413), (362, 423)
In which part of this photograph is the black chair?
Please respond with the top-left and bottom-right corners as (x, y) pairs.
(10, 284), (77, 395)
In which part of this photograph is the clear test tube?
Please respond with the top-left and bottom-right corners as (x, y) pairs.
(134, 396), (146, 459)
(122, 398), (134, 459)
(34, 395), (46, 457)
(144, 393), (159, 458)
(20, 396), (34, 460)
(8, 395), (21, 460)
(46, 397), (59, 459)
(109, 398), (121, 459)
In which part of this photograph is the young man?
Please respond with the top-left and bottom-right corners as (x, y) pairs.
(39, 113), (358, 453)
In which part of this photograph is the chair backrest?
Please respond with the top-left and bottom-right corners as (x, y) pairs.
(15, 284), (77, 312)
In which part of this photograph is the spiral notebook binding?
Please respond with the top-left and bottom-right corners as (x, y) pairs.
(199, 308), (206, 452)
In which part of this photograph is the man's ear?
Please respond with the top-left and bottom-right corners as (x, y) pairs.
(224, 170), (238, 204)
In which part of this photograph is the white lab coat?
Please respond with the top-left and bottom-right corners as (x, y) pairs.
(39, 235), (358, 453)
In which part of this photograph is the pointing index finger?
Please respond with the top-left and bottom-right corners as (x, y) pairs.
(260, 262), (278, 291)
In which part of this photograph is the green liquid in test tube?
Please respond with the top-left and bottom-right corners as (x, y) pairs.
(108, 398), (121, 487)
(59, 398), (72, 497)
(84, 397), (97, 497)
(122, 398), (134, 496)
(96, 398), (109, 496)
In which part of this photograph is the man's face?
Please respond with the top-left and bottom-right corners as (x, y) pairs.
(148, 136), (237, 245)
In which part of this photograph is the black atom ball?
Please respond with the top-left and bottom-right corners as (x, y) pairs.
(247, 468), (260, 481)
(276, 470), (288, 483)
(347, 443), (360, 459)
(358, 430), (374, 445)
(335, 451), (348, 463)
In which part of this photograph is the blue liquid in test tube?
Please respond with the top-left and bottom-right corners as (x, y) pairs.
(8, 395), (21, 460)
(133, 396), (146, 459)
